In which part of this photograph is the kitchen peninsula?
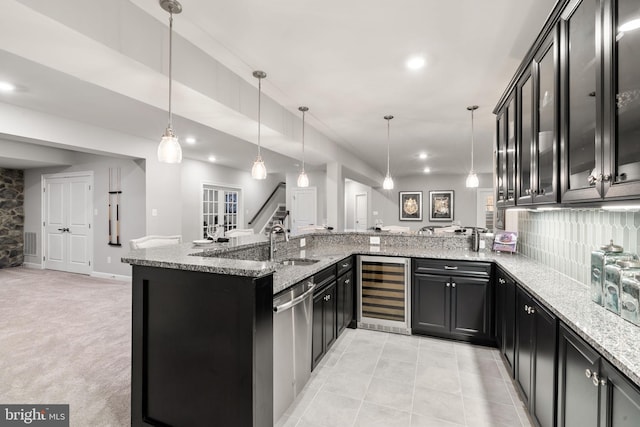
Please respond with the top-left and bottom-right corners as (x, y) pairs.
(123, 231), (640, 427)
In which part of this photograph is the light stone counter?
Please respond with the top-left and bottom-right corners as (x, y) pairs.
(122, 231), (640, 388)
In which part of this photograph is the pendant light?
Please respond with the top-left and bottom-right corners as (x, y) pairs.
(251, 70), (268, 179)
(382, 115), (394, 190)
(157, 0), (183, 164)
(297, 106), (310, 187)
(465, 105), (480, 188)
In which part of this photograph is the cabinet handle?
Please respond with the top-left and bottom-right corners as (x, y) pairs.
(592, 373), (600, 387)
(602, 174), (611, 182)
(446, 282), (451, 287)
(344, 279), (350, 284)
(525, 188), (531, 195)
(529, 307), (535, 314)
(444, 266), (458, 270)
(585, 368), (593, 379)
(537, 188), (545, 195)
(587, 171), (598, 186)
(342, 263), (349, 268)
(524, 304), (530, 312)
(452, 282), (456, 288)
(499, 278), (506, 284)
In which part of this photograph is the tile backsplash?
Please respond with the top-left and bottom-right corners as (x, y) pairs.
(517, 210), (640, 286)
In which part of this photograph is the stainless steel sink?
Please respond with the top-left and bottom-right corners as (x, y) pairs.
(278, 258), (319, 266)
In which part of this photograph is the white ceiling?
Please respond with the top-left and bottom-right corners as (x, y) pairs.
(0, 0), (557, 178)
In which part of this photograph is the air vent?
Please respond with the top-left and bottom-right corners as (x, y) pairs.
(24, 232), (37, 256)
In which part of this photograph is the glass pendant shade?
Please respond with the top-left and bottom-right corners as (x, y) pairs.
(383, 174), (394, 190)
(251, 155), (267, 180)
(466, 172), (479, 188)
(158, 127), (182, 163)
(297, 171), (309, 187)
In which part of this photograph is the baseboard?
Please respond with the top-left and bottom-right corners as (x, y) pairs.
(90, 271), (131, 282)
(22, 262), (44, 269)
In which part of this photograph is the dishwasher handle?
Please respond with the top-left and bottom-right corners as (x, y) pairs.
(273, 282), (315, 313)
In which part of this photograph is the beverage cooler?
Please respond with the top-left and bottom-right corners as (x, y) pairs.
(358, 255), (411, 335)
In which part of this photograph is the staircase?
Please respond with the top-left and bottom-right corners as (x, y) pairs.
(262, 204), (288, 236)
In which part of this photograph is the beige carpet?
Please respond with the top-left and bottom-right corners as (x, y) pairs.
(0, 267), (131, 426)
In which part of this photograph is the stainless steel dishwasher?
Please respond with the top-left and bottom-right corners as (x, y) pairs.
(273, 279), (315, 423)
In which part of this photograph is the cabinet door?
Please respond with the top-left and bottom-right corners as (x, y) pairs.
(533, 31), (559, 204)
(337, 271), (353, 334)
(531, 301), (557, 427)
(518, 71), (534, 205)
(312, 291), (325, 369)
(599, 360), (640, 427)
(412, 273), (450, 335)
(506, 96), (517, 205)
(496, 111), (507, 207)
(560, 0), (602, 202)
(602, 0), (640, 199)
(557, 323), (599, 427)
(450, 276), (491, 339)
(515, 289), (534, 404)
(496, 271), (516, 376)
(323, 283), (337, 352)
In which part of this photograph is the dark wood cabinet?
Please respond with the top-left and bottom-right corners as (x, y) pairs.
(497, 97), (518, 208)
(557, 322), (640, 427)
(495, 267), (516, 376)
(412, 259), (492, 344)
(515, 287), (557, 427)
(337, 269), (353, 334)
(311, 267), (337, 370)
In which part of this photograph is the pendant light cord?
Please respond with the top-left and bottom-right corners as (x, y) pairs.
(470, 107), (474, 171)
(257, 77), (262, 157)
(301, 109), (305, 172)
(386, 117), (391, 175)
(168, 12), (174, 129)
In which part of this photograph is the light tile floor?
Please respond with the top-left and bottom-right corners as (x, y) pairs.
(276, 328), (533, 427)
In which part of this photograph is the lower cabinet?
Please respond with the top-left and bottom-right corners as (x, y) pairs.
(412, 259), (492, 343)
(337, 269), (353, 334)
(312, 268), (337, 370)
(495, 267), (516, 375)
(557, 323), (640, 427)
(515, 287), (557, 427)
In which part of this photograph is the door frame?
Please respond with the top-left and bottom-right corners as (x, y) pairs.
(354, 192), (368, 231)
(41, 171), (94, 274)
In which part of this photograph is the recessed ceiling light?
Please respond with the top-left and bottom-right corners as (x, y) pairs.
(0, 81), (16, 92)
(406, 56), (426, 70)
(419, 153), (428, 160)
(185, 137), (196, 144)
(423, 167), (431, 173)
(208, 156), (216, 162)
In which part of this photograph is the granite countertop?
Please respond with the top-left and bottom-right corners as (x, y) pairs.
(122, 232), (640, 388)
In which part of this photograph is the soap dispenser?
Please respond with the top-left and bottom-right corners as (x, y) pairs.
(471, 228), (480, 252)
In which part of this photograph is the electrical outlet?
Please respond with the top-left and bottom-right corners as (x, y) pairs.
(370, 246), (380, 252)
(107, 256), (111, 264)
(373, 211), (378, 216)
(152, 209), (158, 217)
(370, 236), (380, 245)
(299, 249), (306, 258)
(300, 238), (306, 247)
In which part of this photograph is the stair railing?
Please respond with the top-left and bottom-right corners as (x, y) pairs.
(248, 181), (286, 226)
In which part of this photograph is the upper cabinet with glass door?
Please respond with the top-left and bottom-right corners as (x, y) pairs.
(602, 0), (640, 198)
(496, 96), (517, 208)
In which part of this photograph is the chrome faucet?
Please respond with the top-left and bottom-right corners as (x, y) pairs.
(270, 223), (289, 262)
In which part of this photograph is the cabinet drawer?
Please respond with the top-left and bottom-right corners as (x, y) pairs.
(314, 265), (337, 293)
(337, 256), (353, 277)
(414, 259), (492, 278)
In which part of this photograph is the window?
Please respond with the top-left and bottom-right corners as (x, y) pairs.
(202, 184), (241, 238)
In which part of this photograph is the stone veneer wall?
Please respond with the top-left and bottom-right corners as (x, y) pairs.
(517, 209), (640, 286)
(0, 168), (24, 268)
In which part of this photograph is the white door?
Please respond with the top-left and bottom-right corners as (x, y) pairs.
(355, 193), (368, 231)
(43, 173), (93, 274)
(476, 188), (494, 229)
(291, 187), (317, 235)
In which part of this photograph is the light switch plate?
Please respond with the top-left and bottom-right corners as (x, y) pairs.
(151, 209), (158, 217)
(370, 246), (380, 252)
(299, 249), (306, 258)
(370, 236), (380, 245)
(300, 238), (306, 247)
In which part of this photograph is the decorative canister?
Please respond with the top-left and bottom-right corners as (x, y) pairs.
(603, 260), (640, 315)
(591, 240), (637, 306)
(621, 274), (640, 326)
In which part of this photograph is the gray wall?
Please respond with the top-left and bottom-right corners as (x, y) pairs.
(344, 180), (372, 231)
(370, 173), (493, 230)
(180, 158), (285, 242)
(23, 153), (146, 277)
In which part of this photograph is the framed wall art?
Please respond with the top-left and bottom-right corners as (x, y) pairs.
(429, 190), (454, 221)
(399, 191), (422, 221)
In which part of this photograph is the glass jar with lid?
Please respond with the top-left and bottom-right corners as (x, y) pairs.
(604, 260), (640, 315)
(621, 274), (640, 326)
(591, 240), (638, 306)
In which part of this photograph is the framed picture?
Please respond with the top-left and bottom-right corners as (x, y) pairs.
(429, 190), (454, 221)
(399, 191), (423, 221)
